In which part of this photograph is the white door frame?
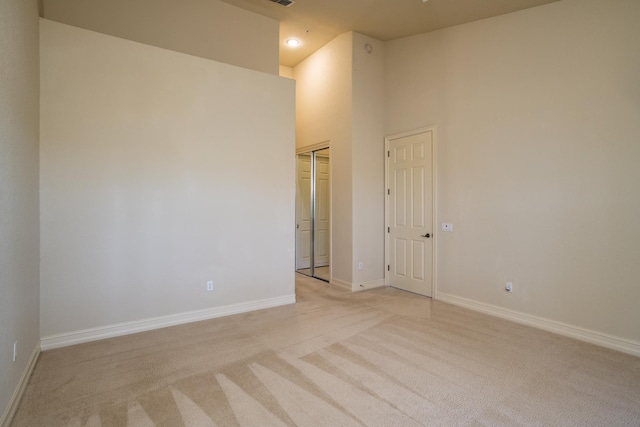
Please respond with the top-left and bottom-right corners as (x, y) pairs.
(384, 126), (438, 298)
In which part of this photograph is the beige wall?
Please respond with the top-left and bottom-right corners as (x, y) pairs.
(294, 33), (354, 284)
(386, 0), (640, 343)
(42, 0), (279, 75)
(351, 33), (386, 287)
(279, 65), (294, 79)
(40, 20), (295, 338)
(295, 32), (387, 289)
(0, 0), (40, 421)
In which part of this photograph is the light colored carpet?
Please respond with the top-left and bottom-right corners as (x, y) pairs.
(12, 275), (640, 426)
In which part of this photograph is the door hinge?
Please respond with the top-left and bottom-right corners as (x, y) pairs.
(387, 151), (390, 158)
(387, 265), (390, 271)
(387, 188), (390, 195)
(387, 227), (390, 233)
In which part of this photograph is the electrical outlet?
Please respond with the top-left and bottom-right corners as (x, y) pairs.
(358, 262), (364, 270)
(505, 282), (513, 292)
(207, 281), (214, 291)
(442, 223), (453, 232)
(13, 341), (17, 362)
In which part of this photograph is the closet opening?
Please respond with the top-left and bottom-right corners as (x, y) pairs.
(295, 146), (330, 282)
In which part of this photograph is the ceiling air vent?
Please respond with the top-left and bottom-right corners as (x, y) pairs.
(269, 0), (295, 7)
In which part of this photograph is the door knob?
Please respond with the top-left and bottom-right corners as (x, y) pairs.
(421, 233), (431, 238)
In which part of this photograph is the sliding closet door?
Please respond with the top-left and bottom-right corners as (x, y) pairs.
(295, 153), (312, 275)
(313, 149), (330, 281)
(295, 148), (330, 282)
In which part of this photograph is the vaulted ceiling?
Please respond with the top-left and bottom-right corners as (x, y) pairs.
(220, 0), (560, 67)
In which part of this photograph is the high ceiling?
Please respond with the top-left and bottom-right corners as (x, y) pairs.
(220, 0), (560, 67)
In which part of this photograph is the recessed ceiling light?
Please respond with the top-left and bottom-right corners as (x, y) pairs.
(286, 39), (301, 47)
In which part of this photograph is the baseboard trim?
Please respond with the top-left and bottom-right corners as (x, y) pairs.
(437, 292), (640, 357)
(353, 279), (385, 292)
(330, 278), (385, 292)
(0, 342), (40, 427)
(330, 278), (352, 291)
(41, 294), (296, 351)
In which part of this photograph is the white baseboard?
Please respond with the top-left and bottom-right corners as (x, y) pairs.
(352, 279), (385, 292)
(0, 342), (40, 427)
(330, 278), (352, 291)
(330, 278), (385, 292)
(41, 294), (296, 351)
(437, 292), (640, 357)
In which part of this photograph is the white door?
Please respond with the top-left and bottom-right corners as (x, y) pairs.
(296, 155), (311, 270)
(314, 154), (330, 267)
(387, 129), (434, 297)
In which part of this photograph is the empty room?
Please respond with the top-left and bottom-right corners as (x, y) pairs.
(1, 0), (639, 425)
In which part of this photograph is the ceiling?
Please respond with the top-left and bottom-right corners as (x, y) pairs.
(219, 0), (560, 68)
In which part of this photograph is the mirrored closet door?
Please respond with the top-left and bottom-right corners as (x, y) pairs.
(295, 147), (330, 282)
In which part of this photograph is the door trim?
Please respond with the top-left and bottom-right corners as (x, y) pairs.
(384, 126), (438, 298)
(296, 140), (330, 154)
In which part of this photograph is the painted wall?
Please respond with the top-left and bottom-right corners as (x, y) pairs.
(42, 0), (279, 75)
(351, 33), (386, 288)
(385, 0), (640, 343)
(40, 20), (295, 339)
(294, 33), (354, 285)
(295, 32), (387, 289)
(0, 0), (40, 421)
(279, 65), (294, 80)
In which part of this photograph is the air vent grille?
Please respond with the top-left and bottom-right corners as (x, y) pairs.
(269, 0), (295, 7)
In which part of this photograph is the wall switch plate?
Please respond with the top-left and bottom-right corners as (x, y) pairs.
(207, 281), (214, 291)
(506, 282), (513, 292)
(358, 262), (364, 270)
(442, 223), (453, 232)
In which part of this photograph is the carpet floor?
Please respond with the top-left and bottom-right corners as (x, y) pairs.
(12, 275), (640, 426)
